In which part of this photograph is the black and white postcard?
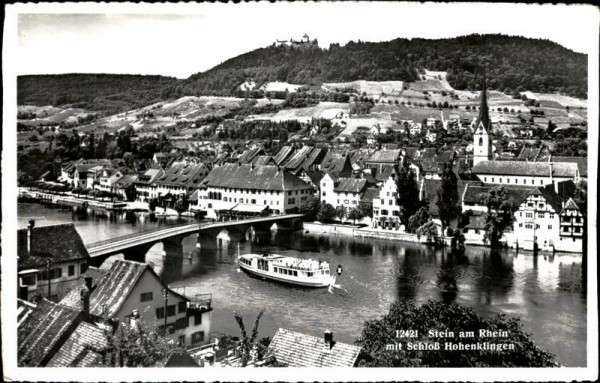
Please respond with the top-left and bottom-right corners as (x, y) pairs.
(2, 2), (598, 382)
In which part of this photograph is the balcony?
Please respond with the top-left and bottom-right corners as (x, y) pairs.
(187, 293), (213, 314)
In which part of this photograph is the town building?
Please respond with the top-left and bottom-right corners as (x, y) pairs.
(143, 162), (210, 206)
(472, 161), (581, 187)
(198, 163), (314, 219)
(133, 168), (164, 202)
(372, 175), (402, 230)
(319, 174), (367, 211)
(557, 198), (586, 253)
(472, 78), (493, 167)
(266, 329), (362, 367)
(60, 259), (213, 349)
(17, 221), (90, 302)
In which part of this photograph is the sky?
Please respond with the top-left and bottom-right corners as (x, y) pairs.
(11, 2), (600, 79)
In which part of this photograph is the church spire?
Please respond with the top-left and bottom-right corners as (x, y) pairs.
(475, 73), (491, 132)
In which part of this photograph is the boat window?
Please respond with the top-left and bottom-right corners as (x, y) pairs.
(307, 272), (313, 277)
(293, 271), (298, 277)
(326, 270), (329, 274)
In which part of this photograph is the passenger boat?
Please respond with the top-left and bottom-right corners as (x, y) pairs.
(238, 250), (339, 288)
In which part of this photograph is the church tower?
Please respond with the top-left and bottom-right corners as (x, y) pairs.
(473, 75), (493, 166)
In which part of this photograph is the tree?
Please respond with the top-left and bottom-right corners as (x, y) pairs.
(299, 198), (320, 221)
(96, 318), (175, 367)
(347, 207), (365, 224)
(479, 186), (515, 247)
(173, 195), (189, 216)
(356, 300), (556, 367)
(408, 206), (430, 233)
(395, 159), (421, 226)
(233, 310), (265, 367)
(149, 198), (159, 212)
(335, 205), (347, 222)
(317, 203), (336, 223)
(436, 163), (459, 232)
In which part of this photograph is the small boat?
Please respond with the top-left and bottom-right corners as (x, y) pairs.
(238, 249), (337, 288)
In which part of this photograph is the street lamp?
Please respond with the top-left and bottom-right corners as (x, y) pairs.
(162, 287), (169, 334)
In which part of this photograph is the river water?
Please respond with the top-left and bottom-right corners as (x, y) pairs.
(17, 203), (587, 367)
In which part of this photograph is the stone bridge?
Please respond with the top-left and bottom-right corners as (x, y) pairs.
(86, 214), (304, 267)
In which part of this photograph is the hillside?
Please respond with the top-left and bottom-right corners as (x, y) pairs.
(17, 34), (587, 114)
(174, 34), (587, 99)
(17, 74), (179, 115)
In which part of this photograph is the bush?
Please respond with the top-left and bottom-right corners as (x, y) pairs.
(356, 300), (556, 367)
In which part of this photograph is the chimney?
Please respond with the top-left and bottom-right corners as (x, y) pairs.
(324, 330), (334, 350)
(80, 285), (90, 322)
(27, 219), (35, 254)
(84, 276), (93, 292)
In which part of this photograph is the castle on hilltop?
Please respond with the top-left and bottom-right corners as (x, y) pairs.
(275, 33), (318, 49)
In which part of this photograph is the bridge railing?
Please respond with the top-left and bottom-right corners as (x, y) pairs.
(87, 222), (197, 249)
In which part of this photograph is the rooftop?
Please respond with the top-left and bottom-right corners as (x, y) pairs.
(267, 328), (362, 367)
(17, 223), (89, 269)
(472, 161), (579, 178)
(18, 299), (82, 367)
(201, 164), (312, 192)
(46, 322), (108, 367)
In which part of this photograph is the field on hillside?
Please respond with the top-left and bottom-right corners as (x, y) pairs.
(260, 82), (303, 92)
(248, 102), (350, 123)
(520, 92), (587, 108)
(17, 105), (95, 126)
(322, 80), (404, 95)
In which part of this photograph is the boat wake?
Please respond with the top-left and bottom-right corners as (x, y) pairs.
(328, 283), (348, 294)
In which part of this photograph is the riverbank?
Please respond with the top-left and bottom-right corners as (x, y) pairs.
(18, 189), (128, 210)
(303, 222), (451, 246)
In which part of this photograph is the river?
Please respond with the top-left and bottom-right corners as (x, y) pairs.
(17, 203), (587, 367)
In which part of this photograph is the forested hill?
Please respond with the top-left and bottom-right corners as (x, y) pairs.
(17, 74), (179, 115)
(176, 34), (587, 98)
(18, 34), (587, 114)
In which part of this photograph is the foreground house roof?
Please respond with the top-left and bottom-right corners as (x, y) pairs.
(46, 322), (108, 367)
(17, 223), (90, 269)
(267, 328), (361, 367)
(18, 299), (83, 367)
(201, 163), (312, 191)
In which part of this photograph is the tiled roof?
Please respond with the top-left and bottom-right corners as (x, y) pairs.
(302, 170), (325, 185)
(374, 164), (397, 182)
(46, 322), (108, 367)
(17, 299), (37, 328)
(420, 148), (438, 161)
(18, 299), (82, 367)
(114, 174), (137, 189)
(320, 152), (353, 177)
(154, 163), (207, 188)
(135, 168), (164, 184)
(361, 187), (380, 204)
(472, 161), (579, 178)
(88, 260), (148, 318)
(239, 148), (265, 164)
(60, 267), (109, 310)
(17, 223), (89, 269)
(561, 197), (581, 213)
(273, 145), (295, 165)
(334, 178), (367, 193)
(252, 155), (276, 166)
(462, 185), (534, 208)
(551, 156), (587, 177)
(365, 149), (402, 163)
(267, 328), (361, 367)
(534, 187), (563, 213)
(202, 163), (312, 192)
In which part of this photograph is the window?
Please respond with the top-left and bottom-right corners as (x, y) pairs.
(178, 301), (187, 313)
(194, 313), (202, 325)
(68, 265), (75, 277)
(381, 209), (388, 216)
(52, 268), (62, 279)
(484, 177), (487, 182)
(156, 307), (165, 319)
(140, 292), (153, 302)
(178, 335), (185, 347)
(80, 263), (88, 274)
(479, 137), (483, 146)
(492, 178), (494, 182)
(574, 227), (581, 233)
(167, 304), (176, 317)
(519, 223), (523, 228)
(549, 213), (554, 219)
(175, 317), (188, 330)
(538, 212), (545, 218)
(526, 212), (533, 218)
(535, 224), (540, 229)
(191, 331), (205, 345)
(21, 274), (36, 286)
(548, 225), (552, 230)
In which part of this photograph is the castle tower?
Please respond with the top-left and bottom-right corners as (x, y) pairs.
(473, 75), (493, 166)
